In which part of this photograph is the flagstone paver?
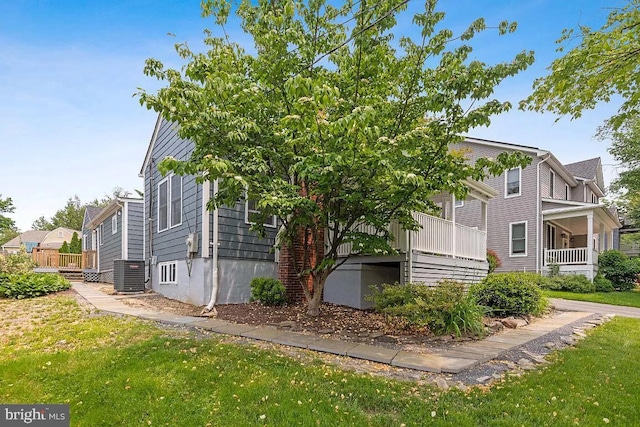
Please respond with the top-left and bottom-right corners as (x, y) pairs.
(72, 283), (601, 374)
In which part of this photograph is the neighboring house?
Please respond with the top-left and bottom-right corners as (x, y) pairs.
(82, 198), (144, 283)
(453, 137), (621, 280)
(39, 227), (80, 250)
(139, 116), (278, 306)
(1, 230), (48, 254)
(141, 116), (496, 309)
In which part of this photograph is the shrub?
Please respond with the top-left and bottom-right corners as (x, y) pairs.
(547, 262), (560, 277)
(486, 249), (502, 274)
(369, 280), (486, 337)
(0, 247), (36, 274)
(69, 232), (82, 254)
(470, 272), (547, 316)
(539, 274), (595, 293)
(0, 273), (70, 299)
(59, 241), (70, 254)
(594, 273), (614, 292)
(598, 250), (640, 291)
(250, 277), (286, 306)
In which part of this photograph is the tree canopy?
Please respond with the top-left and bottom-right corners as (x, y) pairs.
(522, 0), (640, 130)
(0, 195), (19, 246)
(139, 0), (533, 315)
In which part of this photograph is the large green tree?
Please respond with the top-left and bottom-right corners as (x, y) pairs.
(0, 195), (19, 246)
(139, 0), (533, 315)
(32, 196), (84, 231)
(522, 0), (640, 130)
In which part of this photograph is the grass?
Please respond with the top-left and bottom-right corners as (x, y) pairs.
(2, 295), (640, 426)
(544, 289), (640, 308)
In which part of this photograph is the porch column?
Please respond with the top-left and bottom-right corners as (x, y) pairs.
(587, 212), (594, 265)
(451, 194), (456, 259)
(480, 200), (487, 232)
(609, 230), (614, 251)
(599, 223), (605, 252)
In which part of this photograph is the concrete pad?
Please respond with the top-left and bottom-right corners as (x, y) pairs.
(437, 350), (492, 363)
(346, 344), (399, 364)
(308, 338), (358, 356)
(439, 357), (480, 374)
(189, 318), (233, 329)
(208, 323), (259, 336)
(241, 327), (287, 342)
(271, 332), (319, 349)
(460, 340), (514, 351)
(391, 351), (445, 373)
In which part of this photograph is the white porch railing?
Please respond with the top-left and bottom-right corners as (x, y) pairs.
(335, 212), (487, 261)
(544, 248), (588, 265)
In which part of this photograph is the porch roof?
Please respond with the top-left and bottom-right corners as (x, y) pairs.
(542, 204), (621, 230)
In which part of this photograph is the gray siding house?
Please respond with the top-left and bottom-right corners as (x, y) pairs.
(454, 138), (621, 280)
(82, 198), (144, 283)
(139, 116), (278, 306)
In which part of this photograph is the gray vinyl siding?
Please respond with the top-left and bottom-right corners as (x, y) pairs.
(218, 203), (278, 261)
(144, 119), (201, 263)
(540, 162), (571, 201)
(453, 141), (538, 273)
(127, 201), (144, 260)
(99, 214), (121, 272)
(144, 118), (276, 264)
(82, 226), (92, 251)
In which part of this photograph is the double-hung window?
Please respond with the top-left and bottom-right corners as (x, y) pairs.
(112, 215), (118, 234)
(549, 170), (555, 198)
(245, 197), (277, 228)
(505, 168), (521, 197)
(510, 221), (527, 256)
(158, 175), (182, 232)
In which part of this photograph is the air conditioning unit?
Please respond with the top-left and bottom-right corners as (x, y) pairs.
(114, 260), (145, 292)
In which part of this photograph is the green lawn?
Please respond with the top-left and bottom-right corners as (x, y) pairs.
(2, 295), (640, 426)
(544, 289), (640, 308)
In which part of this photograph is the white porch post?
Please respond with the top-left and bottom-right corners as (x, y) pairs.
(451, 194), (456, 259)
(598, 223), (605, 252)
(609, 230), (614, 251)
(587, 212), (594, 265)
(480, 200), (488, 232)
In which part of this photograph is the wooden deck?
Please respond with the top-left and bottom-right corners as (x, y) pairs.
(31, 248), (96, 271)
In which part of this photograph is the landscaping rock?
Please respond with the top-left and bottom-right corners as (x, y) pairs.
(435, 378), (450, 390)
(501, 318), (519, 329)
(485, 320), (505, 331)
(560, 336), (575, 346)
(374, 335), (398, 344)
(369, 332), (385, 339)
(318, 328), (334, 334)
(544, 342), (556, 349)
(476, 376), (492, 383)
(279, 320), (296, 328)
(456, 382), (469, 392)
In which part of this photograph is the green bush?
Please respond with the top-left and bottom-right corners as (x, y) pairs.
(0, 247), (36, 274)
(250, 277), (286, 306)
(69, 232), (82, 254)
(59, 241), (70, 254)
(470, 272), (547, 317)
(598, 250), (640, 291)
(594, 273), (614, 292)
(539, 274), (595, 293)
(486, 249), (502, 274)
(0, 273), (70, 299)
(369, 280), (486, 337)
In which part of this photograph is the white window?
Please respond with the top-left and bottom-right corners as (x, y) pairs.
(245, 198), (277, 228)
(565, 184), (570, 200)
(158, 175), (182, 232)
(58, 230), (63, 238)
(505, 167), (521, 197)
(454, 199), (464, 208)
(592, 192), (598, 204)
(83, 234), (88, 251)
(159, 261), (177, 284)
(99, 223), (104, 246)
(509, 221), (527, 257)
(549, 170), (555, 198)
(112, 215), (118, 234)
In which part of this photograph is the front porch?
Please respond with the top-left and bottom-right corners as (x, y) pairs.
(541, 204), (621, 280)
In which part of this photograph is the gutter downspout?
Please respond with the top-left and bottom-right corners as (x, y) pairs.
(203, 179), (219, 315)
(406, 229), (412, 284)
(536, 154), (551, 274)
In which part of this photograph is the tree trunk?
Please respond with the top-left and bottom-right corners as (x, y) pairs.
(305, 276), (325, 316)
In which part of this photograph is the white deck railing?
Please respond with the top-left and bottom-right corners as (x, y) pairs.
(335, 212), (487, 261)
(544, 248), (589, 265)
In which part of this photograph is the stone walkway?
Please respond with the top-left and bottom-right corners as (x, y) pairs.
(72, 283), (593, 374)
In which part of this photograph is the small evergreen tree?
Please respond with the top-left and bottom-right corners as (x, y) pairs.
(59, 241), (70, 254)
(69, 232), (82, 254)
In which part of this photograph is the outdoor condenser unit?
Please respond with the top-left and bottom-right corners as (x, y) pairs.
(113, 260), (145, 292)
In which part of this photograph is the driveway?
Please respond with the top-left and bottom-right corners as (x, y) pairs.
(550, 298), (640, 319)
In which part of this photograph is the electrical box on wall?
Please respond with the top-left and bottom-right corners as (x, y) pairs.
(186, 233), (199, 253)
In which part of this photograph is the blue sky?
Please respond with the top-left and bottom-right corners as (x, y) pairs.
(0, 0), (625, 231)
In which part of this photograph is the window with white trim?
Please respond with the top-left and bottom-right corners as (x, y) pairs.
(510, 221), (527, 256)
(83, 234), (88, 251)
(159, 261), (177, 284)
(545, 223), (556, 250)
(591, 192), (598, 204)
(565, 184), (570, 200)
(454, 199), (464, 208)
(158, 175), (182, 232)
(549, 170), (555, 198)
(245, 198), (277, 228)
(505, 168), (521, 197)
(112, 215), (118, 234)
(99, 223), (104, 246)
(58, 230), (63, 238)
